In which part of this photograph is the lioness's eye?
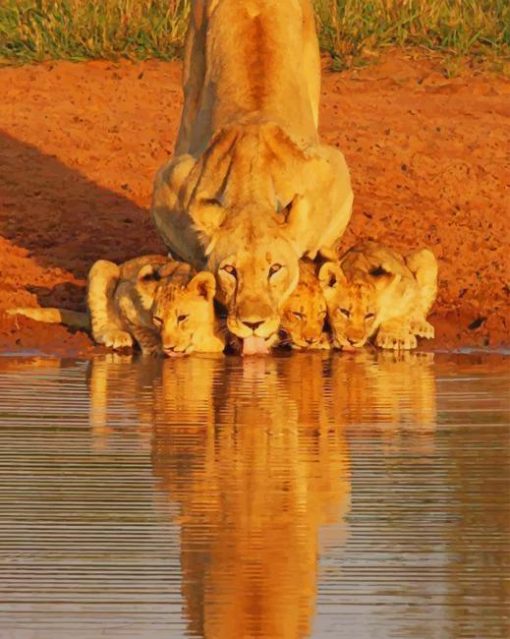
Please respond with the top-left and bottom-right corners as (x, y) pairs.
(222, 264), (237, 278)
(153, 316), (163, 328)
(292, 311), (303, 320)
(338, 308), (351, 318)
(269, 263), (282, 277)
(365, 312), (375, 320)
(177, 314), (189, 323)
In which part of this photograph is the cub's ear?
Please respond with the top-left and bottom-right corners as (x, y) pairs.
(190, 197), (226, 239)
(279, 194), (310, 253)
(373, 271), (401, 292)
(188, 271), (216, 301)
(138, 263), (162, 282)
(319, 262), (346, 292)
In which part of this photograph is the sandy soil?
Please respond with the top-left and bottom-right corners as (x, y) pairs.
(0, 52), (509, 356)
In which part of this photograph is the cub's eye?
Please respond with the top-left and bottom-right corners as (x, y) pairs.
(221, 264), (237, 278)
(365, 312), (375, 320)
(153, 316), (163, 328)
(177, 314), (189, 323)
(268, 263), (282, 278)
(338, 308), (351, 318)
(292, 311), (303, 320)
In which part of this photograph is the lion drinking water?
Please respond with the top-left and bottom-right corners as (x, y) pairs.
(279, 260), (330, 350)
(9, 256), (224, 356)
(152, 0), (353, 356)
(319, 241), (438, 350)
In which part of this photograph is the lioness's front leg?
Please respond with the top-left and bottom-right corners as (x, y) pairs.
(88, 260), (133, 350)
(304, 144), (353, 258)
(152, 154), (202, 266)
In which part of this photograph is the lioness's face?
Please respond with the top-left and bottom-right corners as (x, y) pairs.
(319, 263), (378, 349)
(213, 236), (300, 343)
(152, 273), (217, 357)
(190, 195), (309, 353)
(280, 281), (328, 350)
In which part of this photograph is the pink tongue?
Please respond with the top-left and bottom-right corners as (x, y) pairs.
(242, 335), (269, 356)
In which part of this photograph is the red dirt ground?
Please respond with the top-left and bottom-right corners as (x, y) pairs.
(0, 52), (509, 356)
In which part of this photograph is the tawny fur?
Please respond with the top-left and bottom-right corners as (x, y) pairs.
(9, 256), (224, 356)
(280, 259), (330, 350)
(319, 241), (438, 351)
(152, 0), (353, 344)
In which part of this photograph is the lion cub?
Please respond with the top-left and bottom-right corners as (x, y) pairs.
(9, 256), (224, 356)
(279, 260), (329, 350)
(319, 241), (437, 350)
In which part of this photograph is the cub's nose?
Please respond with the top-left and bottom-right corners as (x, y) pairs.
(305, 338), (316, 345)
(242, 320), (264, 332)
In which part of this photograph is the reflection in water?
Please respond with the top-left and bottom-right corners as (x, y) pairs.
(90, 353), (352, 639)
(0, 352), (508, 638)
(86, 350), (439, 639)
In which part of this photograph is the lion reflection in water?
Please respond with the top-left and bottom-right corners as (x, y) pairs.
(87, 352), (437, 638)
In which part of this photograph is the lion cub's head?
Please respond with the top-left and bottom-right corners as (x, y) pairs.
(280, 260), (329, 350)
(146, 262), (224, 357)
(319, 262), (397, 350)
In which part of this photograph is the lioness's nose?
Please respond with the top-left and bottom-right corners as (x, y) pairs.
(305, 338), (316, 345)
(243, 320), (264, 331)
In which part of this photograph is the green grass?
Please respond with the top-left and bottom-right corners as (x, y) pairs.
(1, 0), (509, 69)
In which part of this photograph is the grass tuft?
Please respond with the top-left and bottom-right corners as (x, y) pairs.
(0, 1), (509, 69)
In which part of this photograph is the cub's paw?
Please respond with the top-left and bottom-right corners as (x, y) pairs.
(410, 319), (435, 339)
(318, 334), (332, 350)
(376, 330), (417, 351)
(96, 329), (133, 350)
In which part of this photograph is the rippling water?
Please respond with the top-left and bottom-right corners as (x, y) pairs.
(0, 352), (508, 639)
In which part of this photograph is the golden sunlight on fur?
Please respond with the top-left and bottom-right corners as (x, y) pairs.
(319, 241), (438, 350)
(9, 256), (224, 356)
(279, 259), (329, 350)
(152, 0), (352, 354)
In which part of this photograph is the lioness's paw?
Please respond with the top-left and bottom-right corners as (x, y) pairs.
(96, 329), (133, 350)
(376, 330), (417, 351)
(410, 319), (435, 339)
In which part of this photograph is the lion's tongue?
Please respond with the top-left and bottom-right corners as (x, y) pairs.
(242, 335), (269, 356)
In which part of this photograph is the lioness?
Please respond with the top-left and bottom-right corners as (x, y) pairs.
(152, 0), (352, 355)
(319, 241), (438, 350)
(279, 259), (329, 350)
(9, 256), (224, 356)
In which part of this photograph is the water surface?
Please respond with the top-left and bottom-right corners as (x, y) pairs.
(0, 352), (508, 638)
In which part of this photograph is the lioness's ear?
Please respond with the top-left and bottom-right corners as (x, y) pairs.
(280, 194), (310, 253)
(319, 262), (346, 292)
(190, 197), (226, 239)
(188, 271), (216, 301)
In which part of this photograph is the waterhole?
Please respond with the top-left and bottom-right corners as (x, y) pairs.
(0, 351), (508, 638)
